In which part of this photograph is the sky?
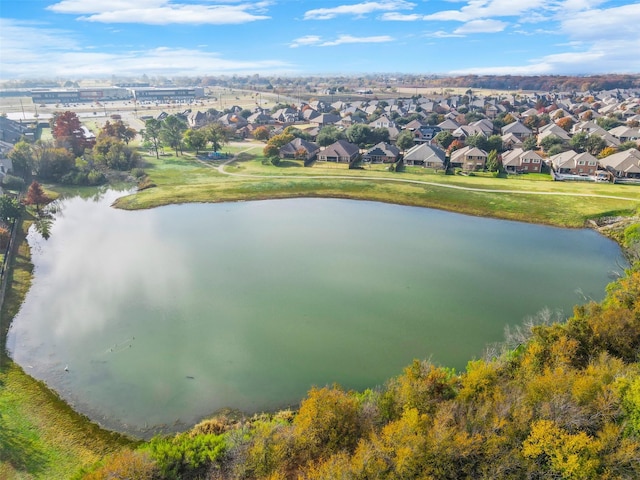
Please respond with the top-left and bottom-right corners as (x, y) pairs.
(1, 0), (639, 81)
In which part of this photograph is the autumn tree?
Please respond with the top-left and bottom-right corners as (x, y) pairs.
(24, 181), (49, 213)
(253, 126), (270, 142)
(52, 111), (92, 156)
(101, 120), (137, 144)
(556, 116), (574, 132)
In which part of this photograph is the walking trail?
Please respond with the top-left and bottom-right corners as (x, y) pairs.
(197, 143), (640, 203)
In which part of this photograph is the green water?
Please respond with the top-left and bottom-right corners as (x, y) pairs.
(7, 191), (625, 436)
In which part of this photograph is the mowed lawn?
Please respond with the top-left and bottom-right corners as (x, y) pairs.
(116, 146), (640, 227)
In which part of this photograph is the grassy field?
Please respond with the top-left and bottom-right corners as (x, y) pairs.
(117, 147), (640, 228)
(0, 221), (137, 480)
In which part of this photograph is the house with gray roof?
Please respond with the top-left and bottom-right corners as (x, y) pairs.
(317, 139), (360, 163)
(279, 137), (319, 162)
(501, 121), (533, 140)
(598, 148), (640, 179)
(362, 142), (400, 164)
(403, 143), (446, 169)
(549, 150), (598, 175)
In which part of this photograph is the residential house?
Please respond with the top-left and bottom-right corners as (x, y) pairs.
(413, 125), (441, 144)
(501, 132), (523, 149)
(470, 118), (495, 136)
(608, 126), (640, 143)
(598, 148), (640, 179)
(538, 123), (571, 142)
(369, 114), (395, 129)
(247, 111), (273, 125)
(0, 116), (35, 143)
(403, 143), (446, 169)
(279, 137), (320, 162)
(437, 119), (460, 133)
(450, 146), (488, 171)
(549, 150), (598, 175)
(309, 113), (341, 127)
(501, 148), (544, 174)
(362, 142), (400, 164)
(501, 121), (533, 140)
(452, 124), (488, 141)
(317, 139), (360, 163)
(187, 110), (218, 128)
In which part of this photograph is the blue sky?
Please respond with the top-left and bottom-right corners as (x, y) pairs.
(1, 0), (639, 80)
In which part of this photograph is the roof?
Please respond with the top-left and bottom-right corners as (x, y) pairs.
(403, 143), (446, 163)
(321, 139), (359, 157)
(364, 142), (400, 157)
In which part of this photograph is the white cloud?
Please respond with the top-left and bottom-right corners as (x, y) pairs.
(423, 30), (465, 38)
(47, 0), (271, 25)
(380, 12), (422, 21)
(320, 35), (395, 46)
(289, 35), (323, 48)
(453, 19), (507, 34)
(0, 20), (290, 79)
(423, 0), (551, 22)
(289, 34), (395, 47)
(561, 3), (640, 41)
(304, 1), (415, 20)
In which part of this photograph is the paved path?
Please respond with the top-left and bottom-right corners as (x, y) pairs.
(195, 146), (640, 203)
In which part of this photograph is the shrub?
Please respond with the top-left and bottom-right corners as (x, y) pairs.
(1, 174), (26, 191)
(146, 432), (226, 480)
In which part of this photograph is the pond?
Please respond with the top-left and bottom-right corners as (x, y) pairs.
(7, 191), (626, 437)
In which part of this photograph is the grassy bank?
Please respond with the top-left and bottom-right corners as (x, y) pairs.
(115, 150), (640, 228)
(0, 221), (137, 480)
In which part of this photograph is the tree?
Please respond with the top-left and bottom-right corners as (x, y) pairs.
(316, 125), (345, 147)
(160, 115), (188, 155)
(183, 128), (207, 154)
(142, 118), (162, 159)
(346, 124), (372, 147)
(31, 141), (75, 180)
(0, 195), (22, 223)
(101, 120), (137, 144)
(556, 117), (574, 132)
(618, 141), (638, 151)
(371, 127), (390, 144)
(570, 131), (589, 152)
(396, 129), (415, 152)
(253, 126), (270, 142)
(434, 131), (454, 149)
(486, 149), (500, 172)
(598, 146), (617, 158)
(52, 111), (91, 156)
(466, 133), (489, 151)
(24, 181), (49, 213)
(587, 135), (606, 156)
(7, 140), (33, 179)
(205, 123), (232, 153)
(540, 134), (564, 152)
(522, 136), (538, 151)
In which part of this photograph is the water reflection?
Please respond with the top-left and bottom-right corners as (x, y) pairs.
(8, 193), (626, 437)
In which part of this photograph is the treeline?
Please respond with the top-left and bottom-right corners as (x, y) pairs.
(422, 74), (640, 92)
(81, 265), (640, 479)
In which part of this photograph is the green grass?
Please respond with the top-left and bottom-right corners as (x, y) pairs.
(115, 150), (640, 228)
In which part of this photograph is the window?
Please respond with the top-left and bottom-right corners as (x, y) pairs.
(577, 160), (586, 165)
(588, 161), (596, 166)
(532, 158), (540, 163)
